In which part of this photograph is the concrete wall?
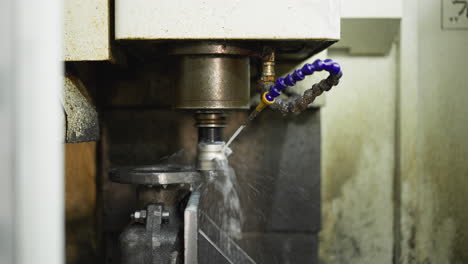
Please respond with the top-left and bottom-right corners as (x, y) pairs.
(321, 0), (468, 263)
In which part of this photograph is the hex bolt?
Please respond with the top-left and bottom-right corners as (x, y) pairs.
(131, 210), (147, 220)
(162, 210), (170, 221)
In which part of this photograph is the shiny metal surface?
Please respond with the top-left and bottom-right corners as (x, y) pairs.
(198, 210), (257, 264)
(197, 143), (227, 171)
(170, 42), (256, 56)
(109, 165), (200, 185)
(174, 43), (251, 110)
(175, 56), (250, 110)
(196, 112), (226, 144)
(102, 109), (321, 263)
(195, 112), (227, 128)
(184, 192), (200, 264)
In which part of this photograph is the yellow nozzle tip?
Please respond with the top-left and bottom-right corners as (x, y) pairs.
(255, 102), (266, 112)
(261, 92), (275, 105)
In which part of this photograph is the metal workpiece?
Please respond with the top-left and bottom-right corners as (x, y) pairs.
(172, 43), (252, 110)
(198, 211), (256, 264)
(184, 192), (200, 264)
(197, 142), (228, 171)
(109, 165), (200, 186)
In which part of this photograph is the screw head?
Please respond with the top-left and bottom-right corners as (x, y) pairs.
(131, 210), (147, 220)
(162, 211), (170, 219)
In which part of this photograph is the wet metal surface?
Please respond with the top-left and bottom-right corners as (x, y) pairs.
(110, 165), (199, 185)
(101, 109), (321, 263)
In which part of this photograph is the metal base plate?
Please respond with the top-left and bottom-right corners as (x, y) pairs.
(110, 165), (200, 185)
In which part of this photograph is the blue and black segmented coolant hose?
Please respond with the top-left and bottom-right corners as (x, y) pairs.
(255, 59), (343, 114)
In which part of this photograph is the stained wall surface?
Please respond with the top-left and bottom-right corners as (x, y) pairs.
(321, 46), (398, 264)
(399, 0), (468, 263)
(320, 0), (468, 263)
